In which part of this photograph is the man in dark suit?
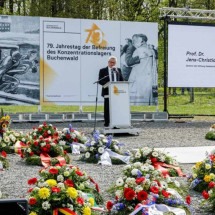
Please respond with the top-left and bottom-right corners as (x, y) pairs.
(121, 35), (141, 81)
(98, 56), (124, 127)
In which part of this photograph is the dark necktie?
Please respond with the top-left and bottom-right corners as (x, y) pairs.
(111, 69), (114, 82)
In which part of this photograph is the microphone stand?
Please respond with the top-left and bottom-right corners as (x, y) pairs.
(93, 75), (109, 134)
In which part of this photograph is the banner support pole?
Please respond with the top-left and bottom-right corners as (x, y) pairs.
(163, 15), (168, 113)
(38, 105), (41, 113)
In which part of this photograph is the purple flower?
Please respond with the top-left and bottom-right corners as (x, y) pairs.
(113, 203), (125, 211)
(69, 124), (73, 132)
(93, 130), (100, 142)
(95, 154), (99, 160)
(137, 170), (142, 178)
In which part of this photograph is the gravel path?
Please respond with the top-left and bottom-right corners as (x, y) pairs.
(1, 120), (215, 214)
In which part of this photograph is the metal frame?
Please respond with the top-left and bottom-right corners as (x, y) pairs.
(160, 7), (215, 20)
(159, 7), (215, 113)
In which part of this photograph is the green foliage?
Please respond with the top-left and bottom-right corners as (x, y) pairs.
(0, 108), (3, 118)
(205, 131), (215, 140)
(0, 154), (9, 169)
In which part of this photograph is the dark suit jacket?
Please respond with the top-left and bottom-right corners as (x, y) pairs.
(98, 66), (124, 97)
(125, 45), (140, 66)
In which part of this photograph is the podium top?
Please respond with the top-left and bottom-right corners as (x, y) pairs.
(103, 81), (131, 88)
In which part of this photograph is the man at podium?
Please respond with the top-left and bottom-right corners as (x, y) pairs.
(98, 56), (124, 127)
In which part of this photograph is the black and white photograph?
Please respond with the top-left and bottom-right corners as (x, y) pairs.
(0, 15), (40, 105)
(120, 22), (158, 106)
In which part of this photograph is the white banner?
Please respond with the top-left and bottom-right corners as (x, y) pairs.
(168, 23), (215, 87)
(40, 17), (81, 104)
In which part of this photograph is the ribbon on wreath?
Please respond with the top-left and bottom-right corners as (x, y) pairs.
(70, 142), (86, 154)
(153, 162), (185, 177)
(129, 203), (186, 215)
(14, 141), (27, 156)
(98, 149), (130, 166)
(91, 207), (106, 212)
(89, 176), (100, 192)
(53, 208), (77, 215)
(40, 153), (66, 168)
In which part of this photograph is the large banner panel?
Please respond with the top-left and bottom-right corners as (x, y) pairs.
(168, 23), (215, 87)
(40, 17), (81, 104)
(0, 15), (158, 106)
(0, 15), (40, 105)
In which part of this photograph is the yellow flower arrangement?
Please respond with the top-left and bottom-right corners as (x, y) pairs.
(38, 187), (50, 199)
(88, 197), (94, 206)
(195, 161), (202, 168)
(205, 164), (211, 170)
(190, 151), (215, 192)
(67, 187), (78, 199)
(82, 206), (91, 215)
(0, 109), (10, 136)
(5, 115), (10, 121)
(46, 179), (57, 187)
(29, 212), (38, 215)
(1, 116), (5, 121)
(204, 175), (211, 183)
(210, 173), (215, 179)
(27, 165), (103, 215)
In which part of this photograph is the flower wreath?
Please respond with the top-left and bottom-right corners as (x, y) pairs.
(0, 130), (27, 154)
(106, 162), (192, 215)
(27, 165), (103, 215)
(81, 131), (126, 165)
(0, 110), (10, 137)
(205, 124), (215, 140)
(201, 181), (215, 211)
(59, 125), (88, 153)
(130, 147), (184, 177)
(189, 149), (215, 192)
(23, 137), (70, 167)
(27, 122), (60, 141)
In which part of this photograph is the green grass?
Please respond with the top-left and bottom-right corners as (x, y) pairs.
(2, 88), (215, 115)
(0, 105), (159, 113)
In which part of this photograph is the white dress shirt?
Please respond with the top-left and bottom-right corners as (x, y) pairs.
(108, 67), (117, 82)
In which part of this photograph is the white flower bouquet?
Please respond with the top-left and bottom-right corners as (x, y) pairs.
(81, 131), (127, 165)
(130, 147), (184, 177)
(0, 130), (27, 153)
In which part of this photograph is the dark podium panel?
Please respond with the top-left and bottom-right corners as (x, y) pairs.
(0, 199), (28, 215)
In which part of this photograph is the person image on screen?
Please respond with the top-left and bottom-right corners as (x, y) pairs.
(0, 50), (39, 94)
(128, 34), (157, 105)
(121, 35), (141, 81)
(98, 56), (124, 127)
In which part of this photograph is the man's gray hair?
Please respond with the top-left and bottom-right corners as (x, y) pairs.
(108, 56), (117, 62)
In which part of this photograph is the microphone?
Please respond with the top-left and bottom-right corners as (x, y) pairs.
(112, 67), (118, 73)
